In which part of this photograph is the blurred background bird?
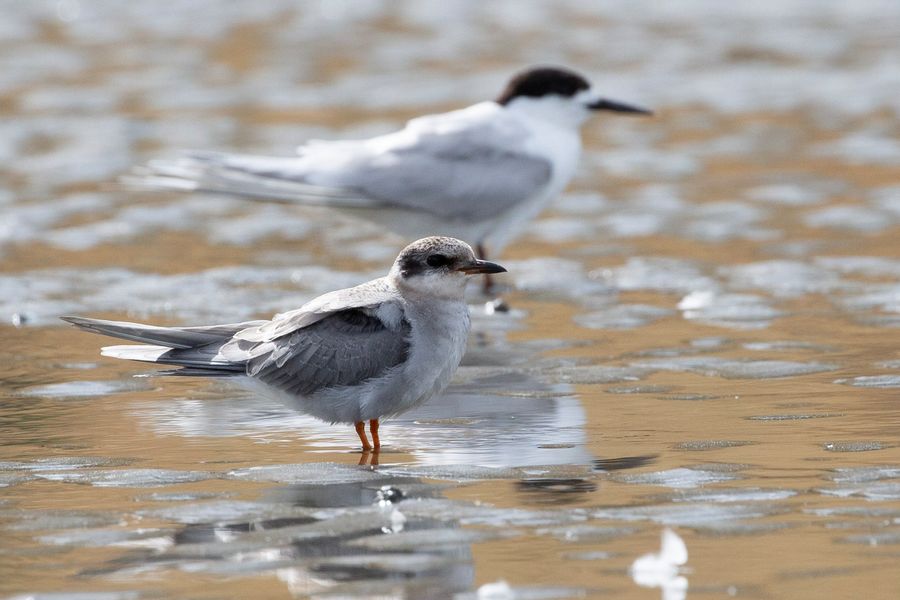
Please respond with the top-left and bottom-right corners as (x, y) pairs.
(126, 66), (650, 292)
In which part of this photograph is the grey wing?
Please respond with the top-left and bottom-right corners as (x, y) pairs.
(343, 128), (553, 222)
(232, 277), (401, 343)
(242, 308), (411, 397)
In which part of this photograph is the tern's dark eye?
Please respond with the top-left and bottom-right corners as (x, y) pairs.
(426, 254), (450, 268)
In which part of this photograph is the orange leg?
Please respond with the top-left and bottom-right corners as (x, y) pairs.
(355, 421), (371, 451)
(370, 419), (380, 450)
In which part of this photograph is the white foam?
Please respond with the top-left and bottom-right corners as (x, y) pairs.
(613, 467), (740, 489)
(141, 500), (314, 524)
(835, 375), (900, 388)
(574, 304), (674, 330)
(632, 357), (837, 379)
(228, 463), (386, 485)
(725, 260), (846, 297)
(596, 258), (718, 295)
(804, 205), (895, 232)
(593, 502), (782, 527)
(35, 468), (215, 487)
(20, 380), (150, 398)
(679, 292), (782, 329)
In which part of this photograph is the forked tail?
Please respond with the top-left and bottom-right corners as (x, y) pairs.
(61, 315), (264, 376)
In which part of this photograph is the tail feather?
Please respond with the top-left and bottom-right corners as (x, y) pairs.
(121, 151), (373, 208)
(100, 344), (170, 362)
(153, 367), (246, 377)
(61, 316), (262, 349)
(64, 316), (254, 375)
(100, 344), (243, 372)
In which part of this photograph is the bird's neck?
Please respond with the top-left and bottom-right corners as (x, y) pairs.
(391, 271), (469, 302)
(502, 96), (590, 130)
(404, 293), (471, 346)
(398, 284), (468, 305)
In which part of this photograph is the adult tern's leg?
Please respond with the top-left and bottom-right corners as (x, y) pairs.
(477, 243), (494, 295)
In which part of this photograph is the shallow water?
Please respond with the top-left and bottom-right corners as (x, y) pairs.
(3, 1), (900, 598)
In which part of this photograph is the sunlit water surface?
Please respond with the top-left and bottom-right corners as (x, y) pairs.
(2, 1), (900, 598)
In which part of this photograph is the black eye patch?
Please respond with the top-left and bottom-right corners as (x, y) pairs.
(426, 254), (450, 268)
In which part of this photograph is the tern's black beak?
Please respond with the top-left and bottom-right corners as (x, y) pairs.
(588, 98), (653, 115)
(457, 259), (507, 275)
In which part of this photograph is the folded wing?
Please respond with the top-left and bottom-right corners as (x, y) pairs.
(331, 124), (553, 222)
(63, 279), (411, 397)
(233, 307), (411, 397)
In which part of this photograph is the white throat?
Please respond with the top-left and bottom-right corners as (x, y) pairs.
(391, 270), (469, 301)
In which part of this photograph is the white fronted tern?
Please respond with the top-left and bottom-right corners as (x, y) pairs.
(125, 66), (650, 291)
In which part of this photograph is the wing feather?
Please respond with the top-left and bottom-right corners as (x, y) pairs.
(305, 107), (553, 221)
(232, 278), (399, 343)
(246, 308), (411, 397)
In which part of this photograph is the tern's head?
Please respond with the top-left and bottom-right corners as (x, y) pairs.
(391, 236), (506, 298)
(496, 66), (652, 128)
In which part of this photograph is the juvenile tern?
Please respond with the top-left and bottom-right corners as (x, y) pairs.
(62, 237), (505, 451)
(127, 66), (650, 289)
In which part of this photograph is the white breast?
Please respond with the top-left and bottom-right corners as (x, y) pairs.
(483, 116), (582, 253)
(360, 297), (470, 420)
